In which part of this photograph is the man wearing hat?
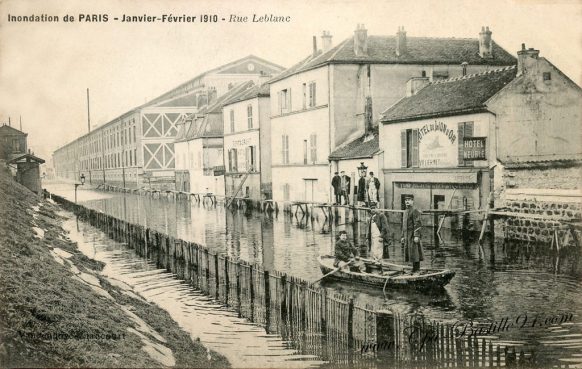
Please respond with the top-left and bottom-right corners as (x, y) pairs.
(331, 172), (341, 205)
(334, 230), (366, 272)
(401, 195), (423, 273)
(339, 170), (351, 205)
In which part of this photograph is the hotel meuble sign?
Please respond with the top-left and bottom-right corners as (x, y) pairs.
(463, 137), (487, 161)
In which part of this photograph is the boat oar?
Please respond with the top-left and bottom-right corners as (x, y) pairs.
(311, 260), (353, 285)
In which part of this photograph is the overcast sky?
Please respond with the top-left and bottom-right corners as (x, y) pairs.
(0, 0), (580, 162)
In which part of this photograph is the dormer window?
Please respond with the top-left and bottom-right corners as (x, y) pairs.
(543, 72), (551, 81)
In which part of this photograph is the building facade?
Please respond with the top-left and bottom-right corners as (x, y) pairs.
(0, 124), (27, 161)
(222, 83), (272, 202)
(269, 25), (515, 206)
(53, 55), (284, 188)
(380, 45), (582, 228)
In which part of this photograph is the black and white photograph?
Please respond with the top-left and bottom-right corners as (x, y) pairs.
(1, 0), (581, 368)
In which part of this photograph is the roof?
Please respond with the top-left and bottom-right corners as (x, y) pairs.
(182, 81), (255, 141)
(223, 83), (270, 106)
(8, 153), (45, 164)
(0, 124), (27, 136)
(500, 153), (582, 169)
(270, 35), (516, 83)
(329, 132), (380, 160)
(381, 66), (517, 123)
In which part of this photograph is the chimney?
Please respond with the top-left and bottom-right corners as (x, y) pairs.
(396, 26), (407, 56)
(406, 76), (430, 97)
(353, 24), (368, 56)
(479, 26), (493, 59)
(321, 30), (333, 52)
(312, 36), (318, 57)
(208, 87), (217, 104)
(517, 43), (540, 76)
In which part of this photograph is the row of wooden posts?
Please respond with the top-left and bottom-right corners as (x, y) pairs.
(51, 192), (552, 368)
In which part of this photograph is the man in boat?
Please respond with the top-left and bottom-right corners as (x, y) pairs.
(334, 231), (366, 272)
(401, 195), (423, 273)
(368, 205), (391, 260)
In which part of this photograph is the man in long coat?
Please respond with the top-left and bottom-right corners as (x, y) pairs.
(401, 195), (423, 272)
(357, 175), (367, 206)
(368, 207), (391, 259)
(331, 172), (341, 204)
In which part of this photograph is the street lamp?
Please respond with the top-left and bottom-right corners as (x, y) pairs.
(75, 173), (85, 203)
(357, 162), (368, 177)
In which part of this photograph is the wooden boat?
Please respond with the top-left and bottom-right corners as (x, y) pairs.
(318, 255), (455, 290)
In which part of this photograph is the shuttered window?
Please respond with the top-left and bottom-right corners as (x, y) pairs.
(309, 82), (316, 107)
(247, 105), (253, 129)
(401, 129), (419, 168)
(458, 122), (474, 167)
(282, 135), (289, 164)
(310, 134), (317, 163)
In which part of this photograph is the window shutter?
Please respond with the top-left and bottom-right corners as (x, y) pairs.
(401, 130), (407, 168)
(458, 123), (465, 166)
(465, 122), (474, 166)
(312, 83), (316, 106)
(288, 88), (292, 111)
(281, 135), (285, 164)
(285, 135), (290, 164)
(245, 146), (250, 170)
(278, 91), (282, 115)
(411, 129), (419, 167)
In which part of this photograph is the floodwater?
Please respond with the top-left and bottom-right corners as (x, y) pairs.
(47, 183), (582, 367)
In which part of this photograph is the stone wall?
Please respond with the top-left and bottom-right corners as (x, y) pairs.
(504, 166), (581, 190)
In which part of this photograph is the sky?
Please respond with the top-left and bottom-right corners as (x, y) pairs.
(0, 0), (581, 162)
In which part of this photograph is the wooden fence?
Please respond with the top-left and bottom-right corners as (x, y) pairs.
(51, 193), (556, 368)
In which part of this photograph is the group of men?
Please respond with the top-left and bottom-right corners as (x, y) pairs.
(334, 195), (424, 274)
(331, 171), (380, 207)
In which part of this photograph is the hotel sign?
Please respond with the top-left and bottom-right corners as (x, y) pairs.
(463, 137), (487, 161)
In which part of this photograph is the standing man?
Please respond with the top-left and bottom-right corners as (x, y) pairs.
(331, 172), (341, 205)
(357, 173), (368, 206)
(401, 195), (423, 273)
(367, 172), (380, 206)
(340, 170), (351, 205)
(368, 205), (391, 260)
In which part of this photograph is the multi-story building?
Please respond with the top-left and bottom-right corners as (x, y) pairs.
(269, 25), (515, 206)
(222, 83), (272, 202)
(53, 55), (284, 188)
(175, 81), (256, 196)
(379, 45), (582, 226)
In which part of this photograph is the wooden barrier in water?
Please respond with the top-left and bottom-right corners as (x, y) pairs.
(50, 192), (549, 368)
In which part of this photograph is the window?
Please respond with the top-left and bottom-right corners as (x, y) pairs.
(278, 88), (291, 114)
(247, 105), (253, 129)
(230, 110), (235, 133)
(308, 82), (316, 107)
(11, 139), (20, 152)
(400, 129), (419, 168)
(309, 134), (317, 163)
(281, 135), (290, 164)
(543, 72), (551, 81)
(134, 149), (137, 165)
(228, 148), (238, 172)
(302, 83), (307, 109)
(246, 145), (256, 171)
(458, 122), (474, 167)
(303, 139), (308, 164)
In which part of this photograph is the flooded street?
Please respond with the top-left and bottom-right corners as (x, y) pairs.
(48, 183), (582, 367)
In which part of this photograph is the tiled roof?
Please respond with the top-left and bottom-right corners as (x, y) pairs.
(328, 132), (380, 160)
(183, 81), (255, 140)
(8, 153), (45, 164)
(270, 35), (516, 83)
(224, 83), (270, 106)
(381, 66), (517, 123)
(501, 153), (582, 169)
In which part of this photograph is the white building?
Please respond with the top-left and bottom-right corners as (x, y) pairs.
(269, 25), (515, 206)
(222, 83), (272, 202)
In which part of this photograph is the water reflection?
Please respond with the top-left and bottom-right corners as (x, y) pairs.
(45, 183), (582, 367)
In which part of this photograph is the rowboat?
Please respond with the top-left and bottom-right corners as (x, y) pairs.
(318, 255), (455, 290)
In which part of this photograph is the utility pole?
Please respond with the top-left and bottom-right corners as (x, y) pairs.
(19, 116), (22, 131)
(87, 88), (91, 133)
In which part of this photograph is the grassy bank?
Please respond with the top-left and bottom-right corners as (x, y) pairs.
(0, 165), (230, 368)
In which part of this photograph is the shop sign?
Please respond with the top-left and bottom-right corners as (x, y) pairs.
(463, 137), (487, 160)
